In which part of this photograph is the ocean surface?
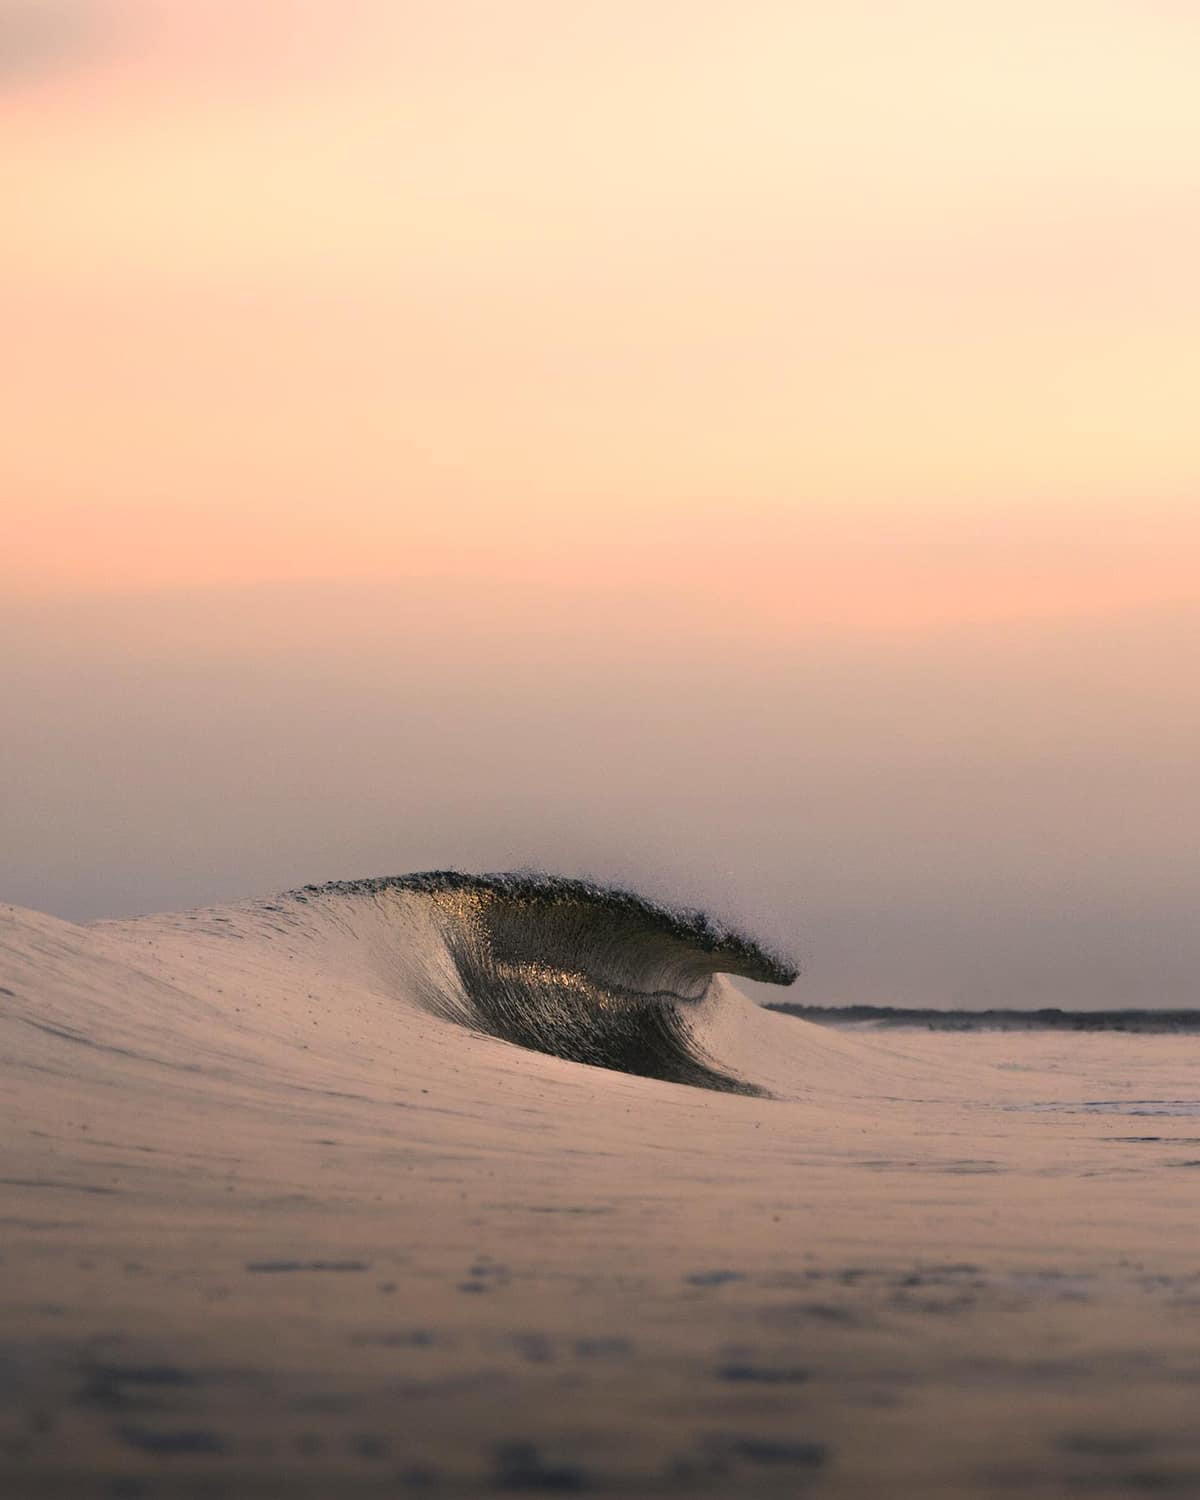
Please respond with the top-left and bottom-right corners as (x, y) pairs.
(3, 872), (1199, 1498)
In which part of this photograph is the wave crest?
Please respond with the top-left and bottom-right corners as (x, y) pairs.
(293, 872), (798, 1094)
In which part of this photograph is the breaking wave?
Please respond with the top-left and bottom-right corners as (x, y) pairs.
(291, 872), (798, 1095)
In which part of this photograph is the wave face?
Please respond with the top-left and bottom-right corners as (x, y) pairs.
(294, 872), (798, 1095)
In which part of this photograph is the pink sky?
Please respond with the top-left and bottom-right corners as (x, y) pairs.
(5, 0), (1199, 630)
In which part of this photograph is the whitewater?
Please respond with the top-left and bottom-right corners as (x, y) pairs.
(3, 873), (1199, 1498)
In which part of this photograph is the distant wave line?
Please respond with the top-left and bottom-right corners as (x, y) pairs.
(769, 1005), (1200, 1034)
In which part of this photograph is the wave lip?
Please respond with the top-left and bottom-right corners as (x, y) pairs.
(293, 871), (798, 1094)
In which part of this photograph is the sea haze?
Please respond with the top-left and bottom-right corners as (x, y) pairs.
(3, 586), (1198, 1013)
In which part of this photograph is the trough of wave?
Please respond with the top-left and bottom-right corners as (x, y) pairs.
(293, 872), (799, 1095)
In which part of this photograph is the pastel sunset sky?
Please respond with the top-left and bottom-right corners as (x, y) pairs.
(4, 1), (1198, 1007)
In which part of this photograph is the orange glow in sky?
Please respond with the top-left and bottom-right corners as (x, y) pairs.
(5, 0), (1199, 631)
